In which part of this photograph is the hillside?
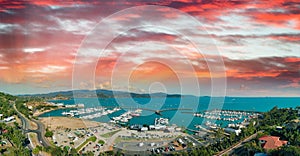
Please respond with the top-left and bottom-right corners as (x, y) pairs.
(19, 89), (182, 99)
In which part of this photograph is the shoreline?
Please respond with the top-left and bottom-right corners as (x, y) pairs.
(35, 107), (79, 117)
(34, 108), (60, 117)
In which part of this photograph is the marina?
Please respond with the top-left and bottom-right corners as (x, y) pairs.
(61, 107), (121, 119)
(192, 109), (260, 122)
(110, 109), (142, 124)
(40, 97), (300, 132)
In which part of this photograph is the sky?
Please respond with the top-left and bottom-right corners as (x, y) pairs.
(0, 0), (299, 96)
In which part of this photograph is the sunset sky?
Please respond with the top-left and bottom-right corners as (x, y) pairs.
(0, 0), (299, 96)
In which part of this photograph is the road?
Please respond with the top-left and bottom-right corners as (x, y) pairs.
(101, 129), (125, 152)
(28, 119), (52, 147)
(216, 131), (262, 156)
(11, 101), (51, 147)
(12, 102), (30, 131)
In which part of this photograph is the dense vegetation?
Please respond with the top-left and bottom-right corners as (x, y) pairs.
(175, 121), (258, 156)
(0, 92), (17, 118)
(0, 93), (30, 155)
(0, 123), (31, 155)
(33, 145), (94, 156)
(259, 106), (299, 128)
(45, 129), (54, 138)
(239, 107), (300, 156)
(15, 98), (33, 118)
(0, 92), (95, 156)
(259, 107), (300, 155)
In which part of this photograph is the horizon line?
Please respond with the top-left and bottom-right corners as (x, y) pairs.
(1, 89), (299, 98)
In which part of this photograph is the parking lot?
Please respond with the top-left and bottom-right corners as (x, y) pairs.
(51, 122), (202, 155)
(52, 122), (121, 154)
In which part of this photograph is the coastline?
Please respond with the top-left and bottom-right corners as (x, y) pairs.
(34, 108), (59, 117)
(34, 107), (76, 117)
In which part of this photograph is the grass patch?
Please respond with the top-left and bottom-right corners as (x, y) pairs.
(98, 139), (105, 145)
(28, 132), (39, 147)
(100, 129), (121, 138)
(90, 136), (97, 142)
(76, 136), (97, 151)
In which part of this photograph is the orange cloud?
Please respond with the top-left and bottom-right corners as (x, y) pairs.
(226, 70), (283, 80)
(0, 66), (25, 83)
(130, 61), (179, 83)
(253, 13), (300, 29)
(284, 57), (300, 63)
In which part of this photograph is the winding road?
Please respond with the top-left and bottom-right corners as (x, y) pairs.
(216, 131), (263, 156)
(28, 119), (51, 147)
(11, 101), (51, 147)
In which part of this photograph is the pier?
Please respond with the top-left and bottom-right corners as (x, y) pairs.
(121, 107), (193, 115)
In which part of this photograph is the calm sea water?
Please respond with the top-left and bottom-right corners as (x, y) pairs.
(40, 97), (300, 130)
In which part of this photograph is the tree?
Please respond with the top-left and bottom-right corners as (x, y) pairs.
(229, 133), (236, 144)
(45, 129), (54, 137)
(269, 145), (300, 156)
(32, 147), (40, 155)
(215, 128), (225, 141)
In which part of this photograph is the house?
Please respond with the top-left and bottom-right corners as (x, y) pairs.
(28, 105), (33, 110)
(2, 129), (8, 134)
(276, 126), (283, 131)
(0, 140), (7, 145)
(3, 116), (15, 122)
(259, 136), (288, 150)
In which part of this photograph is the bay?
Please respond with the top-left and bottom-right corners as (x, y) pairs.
(39, 96), (300, 131)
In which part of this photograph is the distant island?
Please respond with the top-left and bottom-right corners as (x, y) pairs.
(19, 89), (182, 100)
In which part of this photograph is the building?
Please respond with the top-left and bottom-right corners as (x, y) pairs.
(54, 103), (64, 106)
(275, 126), (283, 131)
(224, 127), (241, 136)
(130, 124), (142, 130)
(148, 124), (166, 130)
(3, 116), (15, 122)
(165, 126), (175, 133)
(138, 142), (144, 147)
(65, 104), (84, 108)
(140, 127), (148, 131)
(259, 136), (288, 150)
(28, 105), (33, 110)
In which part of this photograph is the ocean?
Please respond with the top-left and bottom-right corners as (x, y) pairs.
(39, 96), (300, 131)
